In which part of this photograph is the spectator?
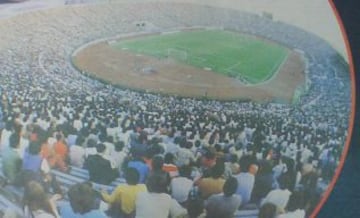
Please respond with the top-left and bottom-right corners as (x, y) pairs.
(69, 136), (86, 168)
(60, 182), (107, 218)
(127, 156), (150, 184)
(196, 161), (225, 199)
(84, 143), (118, 185)
(23, 181), (61, 218)
(261, 178), (292, 213)
(2, 133), (22, 184)
(258, 203), (277, 218)
(170, 165), (193, 205)
(251, 160), (273, 203)
(226, 154), (240, 175)
(205, 177), (242, 218)
(23, 141), (50, 174)
(186, 187), (205, 218)
(135, 173), (186, 218)
(0, 122), (12, 151)
(52, 133), (69, 172)
(149, 155), (170, 186)
(163, 152), (179, 178)
(235, 156), (258, 205)
(102, 167), (147, 217)
(110, 141), (127, 170)
(175, 140), (195, 167)
(21, 141), (63, 195)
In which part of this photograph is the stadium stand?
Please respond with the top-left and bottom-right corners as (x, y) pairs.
(0, 2), (351, 218)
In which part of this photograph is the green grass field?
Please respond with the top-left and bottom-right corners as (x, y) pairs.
(113, 30), (289, 84)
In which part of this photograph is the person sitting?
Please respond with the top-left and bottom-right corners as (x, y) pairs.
(149, 155), (170, 187)
(162, 153), (179, 178)
(226, 154), (240, 175)
(261, 176), (292, 213)
(102, 167), (147, 218)
(69, 135), (86, 168)
(2, 133), (22, 185)
(22, 141), (50, 174)
(170, 165), (193, 205)
(135, 173), (186, 218)
(258, 203), (277, 218)
(59, 182), (107, 218)
(251, 160), (273, 203)
(199, 147), (217, 178)
(21, 141), (63, 195)
(110, 141), (127, 170)
(235, 156), (258, 205)
(23, 181), (61, 218)
(175, 140), (195, 167)
(84, 143), (119, 185)
(186, 187), (205, 218)
(127, 155), (150, 184)
(196, 161), (226, 199)
(130, 130), (148, 158)
(52, 133), (69, 172)
(205, 176), (242, 218)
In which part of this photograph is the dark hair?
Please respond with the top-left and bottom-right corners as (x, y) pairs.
(125, 168), (140, 185)
(179, 165), (192, 178)
(9, 133), (20, 148)
(152, 155), (164, 171)
(164, 153), (175, 164)
(185, 141), (193, 149)
(187, 198), (204, 218)
(28, 141), (41, 155)
(115, 141), (125, 152)
(146, 173), (168, 193)
(87, 138), (97, 148)
(75, 136), (85, 146)
(98, 133), (107, 142)
(194, 140), (201, 148)
(68, 183), (96, 214)
(223, 177), (238, 197)
(239, 155), (256, 172)
(202, 147), (216, 160)
(96, 143), (106, 153)
(138, 131), (148, 143)
(187, 187), (204, 218)
(56, 133), (62, 141)
(259, 203), (277, 218)
(258, 160), (273, 175)
(230, 154), (238, 163)
(211, 161), (225, 179)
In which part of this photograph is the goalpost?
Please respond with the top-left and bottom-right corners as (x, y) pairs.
(167, 48), (188, 62)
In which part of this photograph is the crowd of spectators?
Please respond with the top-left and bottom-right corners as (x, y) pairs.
(0, 2), (351, 218)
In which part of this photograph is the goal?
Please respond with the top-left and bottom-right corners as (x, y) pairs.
(167, 48), (187, 62)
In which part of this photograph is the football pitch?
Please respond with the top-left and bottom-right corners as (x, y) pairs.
(113, 30), (289, 84)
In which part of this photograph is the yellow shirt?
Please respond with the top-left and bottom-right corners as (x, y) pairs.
(198, 178), (225, 199)
(102, 184), (147, 214)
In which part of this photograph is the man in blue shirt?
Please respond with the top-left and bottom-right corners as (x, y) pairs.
(59, 182), (107, 218)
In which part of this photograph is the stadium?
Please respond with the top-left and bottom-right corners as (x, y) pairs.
(0, 1), (352, 218)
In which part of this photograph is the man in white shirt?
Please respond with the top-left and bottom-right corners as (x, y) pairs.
(110, 141), (127, 170)
(261, 188), (292, 212)
(261, 175), (293, 213)
(235, 158), (258, 205)
(136, 174), (186, 218)
(69, 136), (86, 168)
(170, 165), (193, 204)
(0, 123), (12, 151)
